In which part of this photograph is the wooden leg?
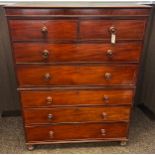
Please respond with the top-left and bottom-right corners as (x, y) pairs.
(27, 144), (35, 151)
(120, 141), (127, 146)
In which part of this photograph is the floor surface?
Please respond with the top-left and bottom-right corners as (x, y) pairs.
(0, 107), (155, 153)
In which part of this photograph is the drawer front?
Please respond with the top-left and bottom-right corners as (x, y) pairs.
(9, 20), (77, 41)
(21, 90), (133, 107)
(25, 122), (128, 142)
(80, 20), (146, 40)
(17, 65), (137, 86)
(23, 106), (130, 124)
(13, 42), (142, 63)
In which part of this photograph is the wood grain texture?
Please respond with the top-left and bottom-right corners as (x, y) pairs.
(5, 8), (151, 16)
(20, 89), (133, 107)
(9, 20), (77, 41)
(13, 42), (142, 63)
(17, 64), (137, 87)
(79, 20), (146, 41)
(23, 106), (130, 124)
(9, 19), (146, 41)
(25, 122), (128, 142)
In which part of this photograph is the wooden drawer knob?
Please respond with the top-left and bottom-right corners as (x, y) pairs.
(103, 95), (109, 103)
(44, 73), (51, 81)
(42, 49), (49, 59)
(41, 26), (48, 33)
(101, 129), (106, 136)
(104, 72), (112, 80)
(48, 113), (53, 119)
(109, 26), (117, 33)
(46, 96), (53, 104)
(106, 49), (113, 57)
(102, 112), (107, 119)
(49, 131), (54, 138)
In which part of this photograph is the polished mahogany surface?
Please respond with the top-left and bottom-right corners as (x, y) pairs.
(79, 20), (146, 41)
(17, 64), (137, 86)
(20, 89), (133, 107)
(14, 42), (142, 63)
(25, 122), (128, 142)
(9, 20), (77, 41)
(23, 106), (130, 124)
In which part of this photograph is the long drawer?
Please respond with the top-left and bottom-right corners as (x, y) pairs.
(25, 122), (128, 142)
(13, 42), (142, 63)
(17, 64), (137, 86)
(20, 89), (133, 107)
(23, 106), (130, 124)
(9, 20), (146, 41)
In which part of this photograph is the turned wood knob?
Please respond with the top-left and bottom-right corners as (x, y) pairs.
(106, 49), (113, 57)
(101, 129), (106, 136)
(44, 73), (51, 81)
(49, 131), (54, 138)
(46, 96), (53, 104)
(103, 95), (109, 103)
(41, 26), (48, 33)
(102, 112), (107, 119)
(104, 72), (112, 80)
(42, 49), (49, 59)
(48, 113), (53, 119)
(109, 26), (117, 34)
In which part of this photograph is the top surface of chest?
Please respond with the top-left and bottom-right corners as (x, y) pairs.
(5, 2), (151, 16)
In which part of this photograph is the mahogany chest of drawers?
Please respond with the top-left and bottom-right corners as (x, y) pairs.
(4, 2), (151, 150)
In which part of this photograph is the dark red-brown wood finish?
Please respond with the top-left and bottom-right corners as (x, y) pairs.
(4, 3), (151, 150)
(13, 42), (142, 63)
(17, 64), (137, 86)
(5, 8), (151, 16)
(20, 89), (134, 107)
(25, 122), (128, 142)
(23, 106), (131, 124)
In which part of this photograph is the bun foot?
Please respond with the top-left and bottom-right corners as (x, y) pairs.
(120, 141), (127, 146)
(27, 144), (35, 151)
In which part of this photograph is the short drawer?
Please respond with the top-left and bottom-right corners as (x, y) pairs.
(25, 122), (128, 142)
(20, 89), (133, 107)
(80, 20), (146, 40)
(23, 106), (130, 124)
(13, 42), (142, 63)
(17, 64), (137, 86)
(9, 20), (77, 41)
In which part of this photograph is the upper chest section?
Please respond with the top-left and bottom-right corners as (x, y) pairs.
(5, 6), (151, 42)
